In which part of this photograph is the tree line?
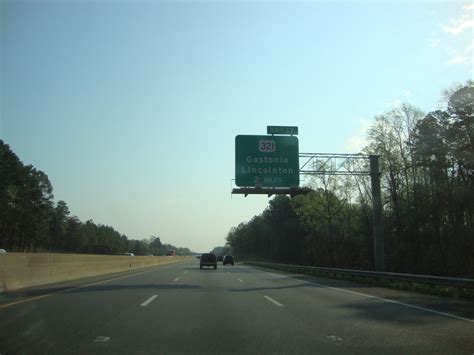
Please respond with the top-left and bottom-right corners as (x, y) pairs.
(211, 245), (232, 256)
(0, 141), (192, 256)
(226, 81), (473, 277)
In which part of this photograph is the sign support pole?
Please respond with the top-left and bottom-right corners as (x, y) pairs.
(370, 155), (385, 272)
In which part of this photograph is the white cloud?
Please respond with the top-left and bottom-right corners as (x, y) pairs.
(346, 135), (367, 153)
(442, 5), (473, 35)
(385, 98), (403, 108)
(464, 3), (474, 11)
(430, 4), (473, 65)
(427, 38), (441, 48)
(445, 42), (474, 65)
(344, 119), (371, 153)
(447, 56), (468, 65)
(443, 19), (474, 34)
(384, 89), (411, 108)
(401, 89), (411, 97)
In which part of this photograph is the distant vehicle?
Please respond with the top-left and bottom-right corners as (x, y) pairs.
(166, 250), (176, 257)
(0, 249), (7, 254)
(217, 255), (223, 262)
(196, 255), (201, 259)
(223, 255), (234, 266)
(200, 253), (217, 269)
(124, 252), (134, 256)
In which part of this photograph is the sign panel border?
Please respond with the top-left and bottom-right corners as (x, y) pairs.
(235, 134), (299, 188)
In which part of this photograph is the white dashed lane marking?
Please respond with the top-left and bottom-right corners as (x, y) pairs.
(140, 295), (158, 307)
(264, 295), (284, 307)
(93, 336), (110, 342)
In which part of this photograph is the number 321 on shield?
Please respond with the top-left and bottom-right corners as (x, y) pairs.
(258, 140), (276, 153)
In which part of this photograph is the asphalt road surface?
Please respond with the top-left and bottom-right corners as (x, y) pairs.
(0, 259), (473, 354)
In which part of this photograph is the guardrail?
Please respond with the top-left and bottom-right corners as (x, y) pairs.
(244, 261), (474, 298)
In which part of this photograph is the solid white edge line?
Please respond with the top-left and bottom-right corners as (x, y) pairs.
(140, 295), (158, 307)
(264, 295), (284, 307)
(254, 268), (474, 323)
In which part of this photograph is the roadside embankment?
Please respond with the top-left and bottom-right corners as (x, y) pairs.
(0, 253), (187, 292)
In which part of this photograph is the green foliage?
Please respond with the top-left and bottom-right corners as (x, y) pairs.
(227, 81), (473, 277)
(0, 140), (193, 256)
(212, 245), (232, 255)
(227, 195), (307, 264)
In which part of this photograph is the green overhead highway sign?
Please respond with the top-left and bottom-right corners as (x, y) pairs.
(235, 135), (299, 188)
(267, 126), (298, 135)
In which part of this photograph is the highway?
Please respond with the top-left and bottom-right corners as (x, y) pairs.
(0, 259), (473, 354)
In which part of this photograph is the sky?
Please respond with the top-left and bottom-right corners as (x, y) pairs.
(1, 0), (472, 252)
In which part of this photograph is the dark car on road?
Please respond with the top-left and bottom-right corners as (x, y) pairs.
(223, 255), (234, 266)
(216, 255), (223, 262)
(200, 253), (217, 269)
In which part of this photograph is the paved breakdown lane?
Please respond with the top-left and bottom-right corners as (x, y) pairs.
(0, 259), (473, 354)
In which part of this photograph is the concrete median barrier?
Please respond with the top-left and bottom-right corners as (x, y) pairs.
(0, 253), (188, 292)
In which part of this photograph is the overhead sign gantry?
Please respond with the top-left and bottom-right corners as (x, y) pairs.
(231, 125), (385, 272)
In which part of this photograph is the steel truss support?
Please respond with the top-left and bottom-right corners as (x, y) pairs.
(299, 153), (384, 272)
(231, 152), (384, 271)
